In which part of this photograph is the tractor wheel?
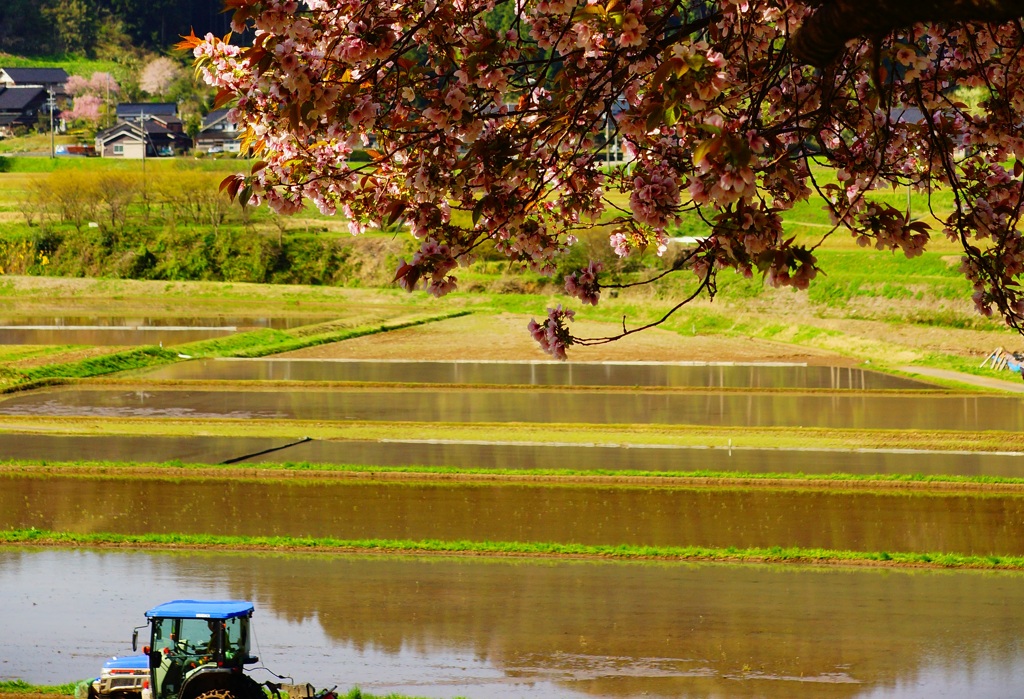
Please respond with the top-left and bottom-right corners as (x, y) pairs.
(194, 689), (236, 699)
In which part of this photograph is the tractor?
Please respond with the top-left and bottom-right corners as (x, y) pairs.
(90, 600), (267, 699)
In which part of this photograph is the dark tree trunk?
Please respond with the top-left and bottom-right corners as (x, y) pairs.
(791, 0), (1024, 67)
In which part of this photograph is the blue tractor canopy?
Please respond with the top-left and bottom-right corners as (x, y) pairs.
(145, 600), (255, 620)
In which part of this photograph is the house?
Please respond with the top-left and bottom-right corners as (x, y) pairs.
(196, 108), (240, 153)
(95, 121), (147, 158)
(0, 86), (48, 137)
(0, 67), (69, 137)
(95, 119), (185, 158)
(95, 103), (191, 156)
(117, 102), (181, 127)
(0, 67), (69, 92)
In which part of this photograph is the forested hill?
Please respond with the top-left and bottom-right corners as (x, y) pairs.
(0, 0), (232, 56)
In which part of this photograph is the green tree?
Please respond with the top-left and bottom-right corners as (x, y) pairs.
(0, 0), (48, 54)
(42, 0), (99, 56)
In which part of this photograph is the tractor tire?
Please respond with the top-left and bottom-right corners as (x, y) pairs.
(194, 689), (236, 699)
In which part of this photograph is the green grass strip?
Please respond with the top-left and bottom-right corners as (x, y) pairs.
(4, 458), (1024, 491)
(19, 347), (181, 382)
(0, 682), (435, 699)
(0, 680), (80, 695)
(3, 529), (1022, 570)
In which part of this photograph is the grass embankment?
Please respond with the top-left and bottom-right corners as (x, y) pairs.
(0, 681), (78, 696)
(0, 683), (435, 699)
(4, 416), (1021, 452)
(6, 458), (1024, 491)
(3, 528), (1020, 571)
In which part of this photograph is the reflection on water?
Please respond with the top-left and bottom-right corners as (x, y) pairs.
(3, 474), (1024, 556)
(3, 434), (1023, 477)
(3, 548), (1024, 698)
(0, 434), (289, 464)
(0, 316), (330, 329)
(143, 359), (935, 390)
(0, 317), (331, 345)
(1, 387), (1022, 431)
(0, 327), (235, 346)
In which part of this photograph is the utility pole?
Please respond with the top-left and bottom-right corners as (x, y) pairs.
(141, 108), (146, 176)
(48, 84), (55, 159)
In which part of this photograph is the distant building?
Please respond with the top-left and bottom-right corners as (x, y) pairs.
(0, 67), (69, 92)
(0, 86), (48, 137)
(0, 67), (69, 137)
(116, 102), (179, 122)
(95, 102), (190, 157)
(196, 108), (241, 153)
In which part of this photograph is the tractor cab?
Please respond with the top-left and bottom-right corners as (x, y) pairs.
(142, 600), (261, 699)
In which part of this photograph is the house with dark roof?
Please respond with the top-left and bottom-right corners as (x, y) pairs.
(0, 86), (48, 137)
(95, 118), (187, 158)
(95, 102), (190, 156)
(116, 102), (179, 121)
(196, 108), (241, 153)
(0, 67), (69, 90)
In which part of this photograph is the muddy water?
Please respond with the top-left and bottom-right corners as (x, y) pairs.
(4, 548), (1024, 698)
(3, 474), (1023, 556)
(0, 316), (328, 329)
(0, 327), (236, 345)
(143, 359), (935, 390)
(1, 387), (1022, 431)
(3, 433), (1023, 477)
(0, 434), (291, 464)
(0, 317), (329, 345)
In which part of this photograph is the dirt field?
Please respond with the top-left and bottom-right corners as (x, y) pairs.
(280, 312), (859, 365)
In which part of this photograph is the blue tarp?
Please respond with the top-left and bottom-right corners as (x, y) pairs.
(145, 600), (254, 619)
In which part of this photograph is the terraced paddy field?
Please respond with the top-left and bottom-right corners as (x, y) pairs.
(4, 287), (1024, 698)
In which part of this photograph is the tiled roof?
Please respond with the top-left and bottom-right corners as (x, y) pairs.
(0, 67), (69, 85)
(117, 102), (178, 117)
(202, 108), (232, 129)
(0, 86), (45, 112)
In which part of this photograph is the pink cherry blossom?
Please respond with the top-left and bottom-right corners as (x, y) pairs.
(189, 0), (1024, 357)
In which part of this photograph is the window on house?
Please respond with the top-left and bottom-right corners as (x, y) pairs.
(113, 144), (124, 155)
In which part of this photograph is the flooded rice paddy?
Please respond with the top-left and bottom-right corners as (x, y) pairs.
(0, 386), (1020, 430)
(3, 433), (1024, 477)
(6, 354), (1024, 698)
(4, 473), (1024, 556)
(0, 317), (330, 346)
(143, 358), (934, 390)
(4, 548), (1024, 698)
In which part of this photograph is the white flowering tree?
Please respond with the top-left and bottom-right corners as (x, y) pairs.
(184, 0), (1024, 358)
(139, 56), (187, 98)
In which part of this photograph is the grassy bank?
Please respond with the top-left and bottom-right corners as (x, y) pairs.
(0, 681), (79, 696)
(4, 528), (1022, 571)
(0, 682), (439, 699)
(7, 458), (1024, 491)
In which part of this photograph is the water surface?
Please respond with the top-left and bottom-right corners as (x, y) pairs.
(3, 434), (1022, 477)
(3, 474), (1022, 555)
(0, 316), (329, 329)
(0, 317), (330, 345)
(1, 387), (1020, 430)
(3, 549), (1024, 698)
(143, 359), (935, 390)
